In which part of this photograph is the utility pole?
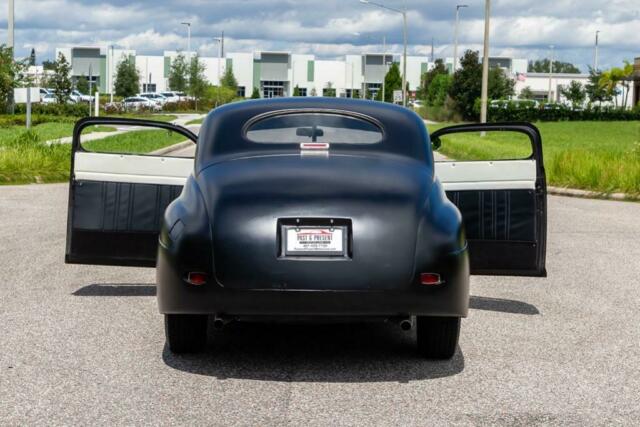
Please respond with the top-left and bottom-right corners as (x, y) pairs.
(431, 37), (434, 63)
(221, 30), (224, 58)
(480, 0), (491, 125)
(8, 0), (15, 114)
(594, 30), (600, 71)
(181, 22), (191, 57)
(453, 4), (468, 72)
(548, 45), (555, 103)
(382, 35), (387, 102)
(109, 45), (114, 103)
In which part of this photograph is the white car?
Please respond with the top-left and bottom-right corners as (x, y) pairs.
(123, 97), (161, 111)
(41, 94), (57, 104)
(71, 90), (94, 103)
(139, 93), (168, 106)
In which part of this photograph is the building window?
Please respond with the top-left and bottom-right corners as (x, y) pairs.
(345, 89), (361, 98)
(142, 83), (157, 93)
(298, 88), (307, 97)
(237, 86), (246, 97)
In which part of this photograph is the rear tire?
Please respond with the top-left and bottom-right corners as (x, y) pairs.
(416, 316), (460, 359)
(165, 314), (208, 354)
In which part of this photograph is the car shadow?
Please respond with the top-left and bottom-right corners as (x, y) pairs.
(72, 284), (540, 316)
(72, 283), (156, 297)
(162, 321), (465, 383)
(469, 296), (539, 315)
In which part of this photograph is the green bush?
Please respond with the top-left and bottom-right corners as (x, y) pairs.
(14, 102), (90, 117)
(488, 102), (640, 122)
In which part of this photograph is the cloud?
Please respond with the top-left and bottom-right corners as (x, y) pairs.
(0, 0), (637, 70)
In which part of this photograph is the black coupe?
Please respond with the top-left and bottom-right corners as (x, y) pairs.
(66, 97), (546, 359)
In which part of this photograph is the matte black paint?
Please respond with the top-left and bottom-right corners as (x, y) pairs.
(65, 99), (547, 319)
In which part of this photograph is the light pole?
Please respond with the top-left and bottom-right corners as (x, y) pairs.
(359, 0), (408, 106)
(109, 45), (114, 103)
(594, 30), (600, 71)
(480, 0), (491, 125)
(548, 45), (555, 103)
(213, 37), (222, 84)
(382, 35), (387, 102)
(181, 22), (191, 57)
(453, 4), (468, 72)
(8, 0), (15, 114)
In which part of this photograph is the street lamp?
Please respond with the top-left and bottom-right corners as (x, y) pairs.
(479, 0), (491, 125)
(213, 37), (222, 84)
(453, 5), (468, 72)
(594, 30), (600, 71)
(7, 0), (15, 114)
(359, 0), (408, 106)
(548, 45), (555, 103)
(181, 22), (191, 56)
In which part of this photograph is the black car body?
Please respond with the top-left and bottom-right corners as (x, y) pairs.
(66, 98), (547, 358)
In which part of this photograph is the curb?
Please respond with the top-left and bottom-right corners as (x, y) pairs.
(548, 186), (639, 202)
(150, 140), (194, 156)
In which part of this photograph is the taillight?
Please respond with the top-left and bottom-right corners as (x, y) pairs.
(186, 272), (207, 286)
(420, 273), (443, 286)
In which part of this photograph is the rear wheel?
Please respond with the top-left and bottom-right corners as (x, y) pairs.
(416, 316), (460, 359)
(165, 314), (208, 353)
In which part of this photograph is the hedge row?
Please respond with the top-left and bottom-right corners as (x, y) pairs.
(14, 103), (90, 117)
(488, 103), (640, 122)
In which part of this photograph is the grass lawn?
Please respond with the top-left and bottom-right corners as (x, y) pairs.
(429, 121), (640, 195)
(186, 118), (204, 125)
(83, 129), (187, 154)
(0, 124), (184, 185)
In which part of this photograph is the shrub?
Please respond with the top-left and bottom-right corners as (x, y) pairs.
(487, 103), (640, 122)
(14, 102), (90, 117)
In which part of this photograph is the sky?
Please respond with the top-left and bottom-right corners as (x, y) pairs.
(0, 0), (638, 71)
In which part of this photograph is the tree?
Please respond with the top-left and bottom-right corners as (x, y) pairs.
(42, 60), (55, 71)
(113, 55), (140, 98)
(519, 86), (534, 100)
(323, 81), (336, 97)
(528, 59), (580, 73)
(187, 55), (207, 108)
(585, 68), (611, 106)
(488, 67), (515, 100)
(382, 62), (402, 102)
(417, 58), (447, 100)
(76, 75), (89, 94)
(50, 52), (73, 104)
(448, 50), (482, 120)
(29, 48), (36, 66)
(251, 87), (260, 99)
(293, 85), (300, 96)
(204, 84), (237, 108)
(560, 80), (586, 108)
(425, 73), (452, 106)
(0, 45), (23, 110)
(168, 53), (188, 92)
(220, 64), (238, 90)
(448, 50), (514, 120)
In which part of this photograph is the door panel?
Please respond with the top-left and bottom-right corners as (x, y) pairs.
(431, 123), (546, 277)
(65, 117), (196, 267)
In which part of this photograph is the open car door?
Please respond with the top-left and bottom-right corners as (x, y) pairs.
(65, 117), (197, 267)
(431, 123), (547, 276)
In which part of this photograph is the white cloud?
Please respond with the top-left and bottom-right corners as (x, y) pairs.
(0, 0), (637, 70)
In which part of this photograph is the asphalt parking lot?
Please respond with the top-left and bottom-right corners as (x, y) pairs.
(1, 184), (639, 425)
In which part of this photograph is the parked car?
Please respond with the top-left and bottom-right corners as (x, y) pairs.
(66, 98), (547, 359)
(41, 93), (57, 104)
(70, 90), (93, 103)
(139, 92), (169, 106)
(410, 99), (424, 109)
(160, 91), (183, 103)
(123, 96), (161, 111)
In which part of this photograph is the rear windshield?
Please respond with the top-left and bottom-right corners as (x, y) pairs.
(245, 113), (383, 144)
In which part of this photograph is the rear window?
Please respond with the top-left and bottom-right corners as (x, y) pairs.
(245, 113), (383, 144)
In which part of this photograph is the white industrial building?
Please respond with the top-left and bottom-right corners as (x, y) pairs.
(54, 46), (532, 101)
(51, 46), (637, 107)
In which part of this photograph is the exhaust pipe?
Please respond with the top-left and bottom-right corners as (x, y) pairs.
(213, 315), (229, 330)
(399, 319), (413, 331)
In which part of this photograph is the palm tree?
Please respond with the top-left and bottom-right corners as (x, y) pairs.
(599, 61), (635, 108)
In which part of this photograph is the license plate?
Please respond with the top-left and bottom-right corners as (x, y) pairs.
(284, 227), (345, 256)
